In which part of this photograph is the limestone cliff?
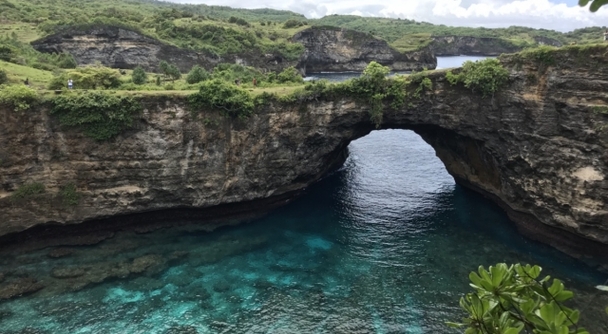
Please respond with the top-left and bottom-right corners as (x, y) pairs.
(1, 46), (608, 264)
(31, 25), (436, 75)
(292, 27), (437, 74)
(30, 25), (296, 73)
(429, 35), (562, 57)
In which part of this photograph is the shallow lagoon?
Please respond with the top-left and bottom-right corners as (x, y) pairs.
(0, 130), (606, 334)
(1, 56), (607, 333)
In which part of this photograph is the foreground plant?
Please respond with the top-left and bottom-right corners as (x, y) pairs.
(448, 263), (588, 334)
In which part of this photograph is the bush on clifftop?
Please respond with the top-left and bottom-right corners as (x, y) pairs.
(48, 66), (122, 90)
(446, 58), (509, 97)
(50, 91), (142, 141)
(186, 65), (210, 84)
(188, 79), (254, 118)
(0, 84), (39, 112)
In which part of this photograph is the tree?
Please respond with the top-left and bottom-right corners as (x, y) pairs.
(167, 64), (181, 81)
(159, 60), (169, 75)
(56, 52), (77, 69)
(186, 65), (209, 84)
(159, 61), (180, 81)
(448, 263), (589, 334)
(132, 66), (147, 85)
(362, 61), (390, 83)
(277, 66), (303, 83)
(579, 0), (608, 12)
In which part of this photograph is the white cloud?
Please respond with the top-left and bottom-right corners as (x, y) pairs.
(170, 0), (608, 31)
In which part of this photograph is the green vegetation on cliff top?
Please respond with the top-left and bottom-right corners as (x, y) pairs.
(1, 0), (606, 64)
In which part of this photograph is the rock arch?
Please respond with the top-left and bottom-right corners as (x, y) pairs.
(1, 49), (607, 264)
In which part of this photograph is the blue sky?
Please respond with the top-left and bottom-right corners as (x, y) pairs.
(171, 0), (608, 31)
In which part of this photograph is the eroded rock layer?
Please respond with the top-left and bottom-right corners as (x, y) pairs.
(1, 47), (607, 263)
(429, 35), (562, 56)
(292, 27), (437, 73)
(30, 25), (295, 73)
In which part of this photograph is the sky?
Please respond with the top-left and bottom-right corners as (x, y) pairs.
(168, 0), (608, 32)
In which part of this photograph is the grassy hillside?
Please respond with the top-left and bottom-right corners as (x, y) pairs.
(0, 0), (309, 64)
(0, 0), (606, 78)
(313, 15), (605, 52)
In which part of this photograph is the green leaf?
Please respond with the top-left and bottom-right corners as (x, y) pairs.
(590, 0), (608, 12)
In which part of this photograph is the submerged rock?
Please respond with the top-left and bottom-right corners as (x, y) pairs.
(47, 247), (74, 258)
(0, 277), (45, 300)
(50, 267), (86, 279)
(164, 325), (199, 334)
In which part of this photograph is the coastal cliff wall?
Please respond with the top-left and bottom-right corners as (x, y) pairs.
(30, 25), (299, 73)
(429, 35), (562, 56)
(293, 27), (437, 74)
(31, 25), (436, 75)
(1, 46), (607, 263)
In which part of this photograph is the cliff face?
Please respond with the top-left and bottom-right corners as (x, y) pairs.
(429, 35), (562, 56)
(1, 46), (608, 263)
(293, 27), (437, 74)
(31, 25), (436, 75)
(30, 25), (296, 73)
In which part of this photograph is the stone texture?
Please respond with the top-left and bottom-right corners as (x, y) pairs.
(0, 277), (45, 300)
(0, 46), (607, 264)
(293, 27), (437, 74)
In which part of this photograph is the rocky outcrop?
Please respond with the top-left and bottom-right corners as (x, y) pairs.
(429, 36), (523, 56)
(31, 25), (220, 73)
(1, 46), (608, 264)
(533, 36), (563, 47)
(30, 25), (297, 73)
(31, 25), (437, 75)
(293, 27), (436, 74)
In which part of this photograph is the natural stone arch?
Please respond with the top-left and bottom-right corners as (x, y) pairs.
(0, 50), (607, 265)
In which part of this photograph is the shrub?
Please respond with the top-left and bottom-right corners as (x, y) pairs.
(51, 91), (142, 140)
(186, 65), (209, 84)
(448, 263), (588, 334)
(283, 19), (305, 29)
(228, 16), (249, 26)
(0, 85), (39, 112)
(56, 52), (77, 69)
(363, 61), (390, 82)
(132, 66), (147, 85)
(445, 58), (509, 97)
(48, 66), (122, 90)
(188, 79), (254, 118)
(0, 69), (7, 85)
(59, 183), (80, 206)
(11, 183), (45, 201)
(212, 63), (265, 85)
(159, 61), (181, 81)
(276, 66), (303, 84)
(0, 45), (12, 61)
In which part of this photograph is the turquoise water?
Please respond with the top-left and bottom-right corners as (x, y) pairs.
(0, 130), (607, 334)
